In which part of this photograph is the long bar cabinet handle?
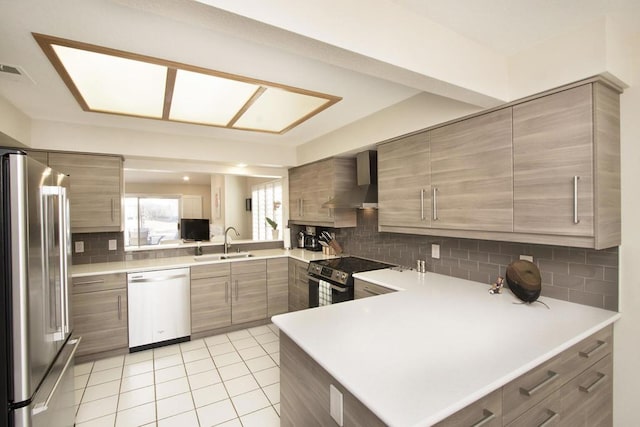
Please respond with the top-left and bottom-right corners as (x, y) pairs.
(225, 281), (229, 303)
(579, 372), (607, 393)
(579, 340), (607, 358)
(432, 187), (438, 221)
(363, 286), (382, 296)
(470, 409), (496, 427)
(520, 370), (559, 396)
(538, 410), (559, 427)
(117, 295), (122, 320)
(573, 176), (580, 224)
(420, 189), (425, 220)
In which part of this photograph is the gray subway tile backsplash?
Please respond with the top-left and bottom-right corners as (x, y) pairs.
(334, 210), (619, 311)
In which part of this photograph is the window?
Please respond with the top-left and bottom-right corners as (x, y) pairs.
(125, 196), (180, 247)
(252, 180), (283, 240)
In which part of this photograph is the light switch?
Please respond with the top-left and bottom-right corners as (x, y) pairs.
(330, 384), (344, 426)
(108, 239), (118, 251)
(431, 244), (440, 259)
(75, 241), (84, 253)
(520, 254), (534, 262)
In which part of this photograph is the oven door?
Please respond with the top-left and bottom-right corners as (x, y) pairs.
(308, 275), (353, 308)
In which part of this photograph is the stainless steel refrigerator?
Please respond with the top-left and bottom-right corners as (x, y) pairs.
(1, 148), (79, 427)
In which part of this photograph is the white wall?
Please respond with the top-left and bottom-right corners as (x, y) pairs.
(0, 95), (30, 146)
(614, 33), (640, 426)
(224, 175), (250, 239)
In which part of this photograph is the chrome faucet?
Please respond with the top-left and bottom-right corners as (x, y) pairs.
(224, 226), (240, 254)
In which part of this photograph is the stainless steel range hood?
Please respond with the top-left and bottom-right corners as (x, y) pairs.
(323, 151), (378, 209)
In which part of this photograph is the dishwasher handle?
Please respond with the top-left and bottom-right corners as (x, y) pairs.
(128, 273), (188, 283)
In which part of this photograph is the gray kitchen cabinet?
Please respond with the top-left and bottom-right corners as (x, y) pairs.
(288, 258), (309, 312)
(267, 257), (289, 317)
(48, 152), (123, 233)
(377, 131), (431, 229)
(430, 108), (513, 232)
(190, 263), (231, 334)
(71, 273), (128, 359)
(434, 389), (502, 427)
(513, 82), (621, 249)
(231, 259), (267, 324)
(354, 278), (395, 299)
(288, 157), (357, 228)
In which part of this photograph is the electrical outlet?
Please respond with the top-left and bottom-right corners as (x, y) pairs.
(431, 244), (440, 259)
(74, 241), (84, 253)
(108, 239), (117, 251)
(520, 254), (534, 262)
(330, 384), (344, 426)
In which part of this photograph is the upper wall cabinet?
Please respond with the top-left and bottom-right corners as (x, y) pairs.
(430, 108), (513, 232)
(378, 131), (431, 229)
(513, 83), (620, 249)
(289, 157), (357, 228)
(377, 78), (621, 249)
(48, 152), (124, 233)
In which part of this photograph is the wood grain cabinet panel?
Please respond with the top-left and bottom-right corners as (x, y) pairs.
(190, 263), (231, 334)
(513, 83), (621, 249)
(231, 260), (267, 324)
(505, 390), (562, 427)
(430, 108), (514, 232)
(288, 258), (309, 312)
(288, 157), (357, 228)
(48, 152), (123, 233)
(435, 389), (502, 427)
(354, 278), (395, 299)
(71, 274), (127, 358)
(378, 131), (431, 229)
(267, 258), (288, 317)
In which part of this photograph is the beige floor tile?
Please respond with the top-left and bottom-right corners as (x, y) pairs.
(122, 360), (154, 378)
(87, 367), (122, 387)
(187, 369), (222, 390)
(92, 356), (124, 373)
(124, 350), (153, 366)
(157, 410), (199, 427)
(117, 385), (155, 411)
(75, 362), (94, 377)
(247, 325), (272, 336)
(209, 342), (236, 356)
(75, 374), (90, 390)
(82, 379), (121, 403)
(75, 413), (116, 427)
(245, 355), (276, 373)
(260, 341), (279, 354)
(182, 347), (211, 363)
(76, 395), (118, 424)
(156, 392), (194, 420)
(254, 332), (278, 345)
(153, 354), (183, 370)
(262, 383), (280, 405)
(237, 346), (267, 361)
(155, 376), (190, 400)
(120, 372), (154, 393)
(230, 389), (270, 416)
(153, 344), (181, 359)
(204, 334), (230, 347)
(218, 362), (250, 381)
(180, 339), (205, 352)
(231, 337), (259, 350)
(227, 330), (251, 341)
(196, 399), (237, 426)
(240, 406), (280, 427)
(115, 402), (156, 427)
(223, 374), (259, 397)
(213, 351), (242, 368)
(192, 383), (228, 408)
(253, 367), (279, 387)
(154, 364), (186, 384)
(185, 357), (215, 376)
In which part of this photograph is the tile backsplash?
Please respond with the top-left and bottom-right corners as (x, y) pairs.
(71, 232), (125, 265)
(333, 209), (618, 311)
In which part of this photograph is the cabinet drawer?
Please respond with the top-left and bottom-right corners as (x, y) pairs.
(435, 389), (501, 427)
(72, 273), (126, 293)
(191, 262), (230, 279)
(560, 353), (612, 426)
(354, 279), (395, 299)
(559, 325), (612, 381)
(505, 390), (562, 427)
(232, 259), (266, 274)
(502, 352), (564, 424)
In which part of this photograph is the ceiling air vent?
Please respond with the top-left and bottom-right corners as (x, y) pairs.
(0, 64), (35, 83)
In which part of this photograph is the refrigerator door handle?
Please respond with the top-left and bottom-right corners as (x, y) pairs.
(57, 187), (70, 335)
(31, 337), (81, 416)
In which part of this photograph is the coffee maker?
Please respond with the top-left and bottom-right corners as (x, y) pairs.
(303, 226), (322, 251)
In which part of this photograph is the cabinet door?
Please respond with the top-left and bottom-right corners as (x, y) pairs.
(513, 85), (594, 236)
(288, 167), (306, 221)
(231, 260), (267, 324)
(430, 108), (513, 232)
(267, 258), (289, 316)
(48, 153), (122, 232)
(72, 289), (127, 357)
(191, 276), (231, 333)
(354, 278), (395, 299)
(288, 259), (309, 312)
(378, 132), (430, 228)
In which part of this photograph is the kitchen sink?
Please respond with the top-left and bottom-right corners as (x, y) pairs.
(193, 252), (253, 261)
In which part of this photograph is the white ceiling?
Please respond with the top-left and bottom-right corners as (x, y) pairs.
(1, 0), (639, 167)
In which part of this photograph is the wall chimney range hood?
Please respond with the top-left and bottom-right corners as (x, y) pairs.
(323, 151), (378, 209)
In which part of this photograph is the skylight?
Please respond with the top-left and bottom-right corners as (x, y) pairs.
(33, 33), (341, 134)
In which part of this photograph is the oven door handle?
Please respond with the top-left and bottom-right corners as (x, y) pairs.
(330, 284), (349, 293)
(308, 276), (321, 285)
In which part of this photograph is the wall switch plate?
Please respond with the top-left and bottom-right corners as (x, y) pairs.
(520, 254), (534, 262)
(431, 244), (440, 259)
(74, 241), (84, 253)
(108, 239), (117, 251)
(329, 384), (344, 426)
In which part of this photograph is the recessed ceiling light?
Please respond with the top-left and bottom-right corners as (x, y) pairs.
(182, 176), (190, 181)
(236, 163), (247, 168)
(33, 33), (342, 134)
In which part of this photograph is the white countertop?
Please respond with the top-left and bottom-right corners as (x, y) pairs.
(273, 269), (620, 427)
(71, 248), (334, 277)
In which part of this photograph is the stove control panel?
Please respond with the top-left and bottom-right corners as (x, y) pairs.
(308, 263), (349, 286)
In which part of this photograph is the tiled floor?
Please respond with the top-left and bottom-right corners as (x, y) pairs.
(73, 324), (281, 427)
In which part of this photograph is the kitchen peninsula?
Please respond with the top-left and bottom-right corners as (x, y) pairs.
(273, 269), (619, 426)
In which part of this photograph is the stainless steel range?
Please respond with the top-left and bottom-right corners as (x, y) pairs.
(308, 257), (393, 307)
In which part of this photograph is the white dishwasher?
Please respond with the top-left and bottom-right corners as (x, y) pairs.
(127, 267), (191, 351)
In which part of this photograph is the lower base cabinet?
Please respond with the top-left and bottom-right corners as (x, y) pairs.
(71, 273), (128, 358)
(231, 260), (267, 324)
(288, 258), (309, 312)
(267, 258), (289, 316)
(190, 263), (232, 334)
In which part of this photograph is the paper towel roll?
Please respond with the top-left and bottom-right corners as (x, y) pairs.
(283, 227), (292, 249)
